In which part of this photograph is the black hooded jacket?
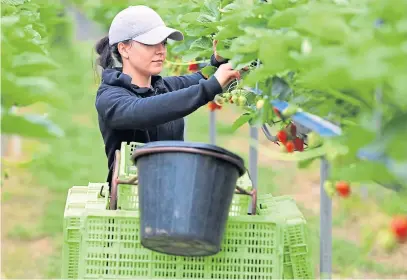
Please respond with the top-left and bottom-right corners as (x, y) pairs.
(95, 55), (225, 185)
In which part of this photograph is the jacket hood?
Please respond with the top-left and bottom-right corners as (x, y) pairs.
(100, 67), (166, 95)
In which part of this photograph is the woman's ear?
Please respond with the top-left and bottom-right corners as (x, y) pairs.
(118, 42), (130, 59)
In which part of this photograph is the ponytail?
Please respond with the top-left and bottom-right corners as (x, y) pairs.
(95, 36), (114, 69)
(95, 36), (130, 70)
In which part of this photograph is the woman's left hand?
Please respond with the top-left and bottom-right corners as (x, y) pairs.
(213, 39), (250, 71)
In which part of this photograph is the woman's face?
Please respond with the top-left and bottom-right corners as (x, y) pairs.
(120, 40), (167, 76)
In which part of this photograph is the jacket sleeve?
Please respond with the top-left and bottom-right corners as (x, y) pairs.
(163, 54), (229, 91)
(96, 76), (223, 130)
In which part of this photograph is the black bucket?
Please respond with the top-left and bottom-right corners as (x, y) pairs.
(131, 141), (245, 257)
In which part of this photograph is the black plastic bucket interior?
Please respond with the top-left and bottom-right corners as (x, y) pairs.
(131, 141), (246, 256)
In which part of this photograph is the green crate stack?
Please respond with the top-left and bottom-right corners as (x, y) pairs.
(62, 183), (285, 279)
(79, 210), (284, 279)
(62, 183), (109, 279)
(62, 142), (314, 279)
(258, 195), (315, 279)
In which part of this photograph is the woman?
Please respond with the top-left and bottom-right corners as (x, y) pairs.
(94, 5), (241, 185)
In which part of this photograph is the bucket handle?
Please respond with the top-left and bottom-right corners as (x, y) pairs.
(235, 168), (257, 215)
(110, 150), (139, 210)
(235, 186), (257, 215)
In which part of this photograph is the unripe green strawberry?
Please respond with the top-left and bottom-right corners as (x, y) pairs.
(307, 132), (323, 148)
(256, 99), (265, 109)
(238, 96), (247, 107)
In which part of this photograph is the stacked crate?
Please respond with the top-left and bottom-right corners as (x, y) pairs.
(61, 142), (314, 279)
(62, 183), (284, 279)
(258, 195), (315, 279)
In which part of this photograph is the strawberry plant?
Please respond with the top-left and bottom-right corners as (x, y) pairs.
(72, 0), (407, 253)
(1, 0), (68, 139)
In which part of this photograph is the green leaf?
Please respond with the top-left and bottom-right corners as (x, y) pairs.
(230, 36), (259, 53)
(298, 157), (317, 169)
(190, 36), (213, 50)
(201, 0), (221, 21)
(1, 0), (27, 6)
(1, 14), (20, 26)
(12, 52), (59, 73)
(232, 113), (253, 131)
(181, 51), (202, 62)
(294, 13), (351, 44)
(230, 53), (257, 70)
(220, 3), (239, 13)
(185, 25), (214, 37)
(331, 161), (397, 184)
(2, 73), (61, 107)
(268, 8), (301, 28)
(1, 113), (64, 139)
(180, 12), (201, 23)
(214, 26), (238, 40)
(382, 113), (407, 161)
(258, 39), (290, 75)
(242, 65), (271, 87)
(201, 65), (217, 78)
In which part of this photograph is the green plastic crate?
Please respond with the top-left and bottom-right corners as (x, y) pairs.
(62, 183), (109, 279)
(63, 183), (285, 279)
(119, 142), (143, 179)
(258, 195), (314, 279)
(78, 211), (284, 279)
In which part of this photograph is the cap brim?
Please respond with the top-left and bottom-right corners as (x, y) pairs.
(132, 26), (184, 45)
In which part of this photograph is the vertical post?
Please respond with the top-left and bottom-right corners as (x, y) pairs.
(320, 157), (332, 279)
(248, 126), (258, 215)
(248, 60), (260, 214)
(209, 110), (216, 145)
(183, 117), (187, 140)
(249, 127), (258, 188)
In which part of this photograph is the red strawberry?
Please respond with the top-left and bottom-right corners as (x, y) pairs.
(290, 123), (297, 137)
(277, 130), (287, 144)
(188, 63), (199, 72)
(293, 137), (304, 152)
(391, 216), (407, 242)
(208, 101), (217, 111)
(335, 181), (351, 197)
(285, 141), (294, 153)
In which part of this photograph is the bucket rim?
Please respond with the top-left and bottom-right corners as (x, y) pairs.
(131, 141), (245, 176)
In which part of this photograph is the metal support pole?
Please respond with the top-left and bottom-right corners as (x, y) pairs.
(249, 126), (258, 188)
(320, 157), (332, 279)
(209, 110), (216, 145)
(248, 126), (258, 215)
(248, 64), (260, 213)
(183, 117), (187, 140)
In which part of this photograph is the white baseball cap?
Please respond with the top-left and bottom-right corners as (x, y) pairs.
(108, 5), (184, 46)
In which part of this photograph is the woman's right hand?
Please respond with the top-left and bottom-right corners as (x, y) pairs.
(213, 63), (241, 88)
